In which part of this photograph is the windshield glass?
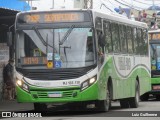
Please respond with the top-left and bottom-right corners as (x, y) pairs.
(150, 43), (160, 70)
(16, 28), (96, 69)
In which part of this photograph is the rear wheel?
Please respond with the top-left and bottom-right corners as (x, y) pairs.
(129, 81), (139, 108)
(34, 103), (47, 111)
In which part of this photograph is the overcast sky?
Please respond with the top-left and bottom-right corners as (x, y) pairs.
(32, 0), (160, 12)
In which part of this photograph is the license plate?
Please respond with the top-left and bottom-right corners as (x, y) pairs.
(153, 85), (160, 90)
(48, 92), (62, 98)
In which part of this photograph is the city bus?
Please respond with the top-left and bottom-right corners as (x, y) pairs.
(8, 9), (151, 111)
(148, 29), (160, 100)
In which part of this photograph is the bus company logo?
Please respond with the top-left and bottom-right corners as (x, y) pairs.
(2, 112), (11, 117)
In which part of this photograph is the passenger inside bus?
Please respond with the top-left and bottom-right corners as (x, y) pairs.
(85, 36), (94, 65)
(33, 48), (42, 57)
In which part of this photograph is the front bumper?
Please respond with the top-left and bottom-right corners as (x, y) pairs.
(16, 83), (99, 103)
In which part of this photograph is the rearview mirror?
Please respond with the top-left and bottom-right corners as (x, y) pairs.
(7, 32), (12, 46)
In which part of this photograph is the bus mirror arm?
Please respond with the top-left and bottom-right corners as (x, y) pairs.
(7, 32), (12, 46)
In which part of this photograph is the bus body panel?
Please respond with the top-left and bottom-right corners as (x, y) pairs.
(14, 9), (151, 109)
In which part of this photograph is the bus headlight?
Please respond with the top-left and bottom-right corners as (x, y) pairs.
(17, 80), (22, 86)
(81, 76), (97, 91)
(16, 79), (29, 92)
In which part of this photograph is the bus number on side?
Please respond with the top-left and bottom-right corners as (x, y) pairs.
(118, 57), (131, 70)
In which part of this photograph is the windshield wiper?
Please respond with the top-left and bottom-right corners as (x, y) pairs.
(32, 26), (57, 52)
(59, 25), (75, 45)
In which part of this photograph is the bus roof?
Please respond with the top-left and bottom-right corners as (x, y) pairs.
(92, 9), (148, 29)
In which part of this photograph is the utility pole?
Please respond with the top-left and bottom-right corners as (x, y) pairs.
(74, 0), (93, 9)
(19, 0), (39, 10)
(84, 0), (93, 9)
(51, 0), (54, 9)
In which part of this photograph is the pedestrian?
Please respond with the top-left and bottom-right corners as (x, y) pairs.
(142, 10), (147, 19)
(3, 59), (15, 100)
(151, 13), (157, 28)
(141, 10), (147, 22)
(138, 11), (143, 21)
(121, 10), (127, 17)
(130, 12), (135, 21)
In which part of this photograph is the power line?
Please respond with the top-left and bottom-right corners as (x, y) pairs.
(100, 3), (114, 12)
(133, 0), (153, 5)
(114, 0), (145, 10)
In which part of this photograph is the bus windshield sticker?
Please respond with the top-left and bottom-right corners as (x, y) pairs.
(88, 32), (92, 36)
(54, 61), (61, 68)
(54, 53), (60, 61)
(47, 53), (53, 60)
(157, 57), (160, 62)
(47, 61), (53, 68)
(157, 63), (160, 70)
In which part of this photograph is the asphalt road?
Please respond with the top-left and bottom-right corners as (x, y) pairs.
(1, 97), (160, 120)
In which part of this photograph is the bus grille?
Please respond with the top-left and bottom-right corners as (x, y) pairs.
(17, 65), (96, 80)
(34, 91), (74, 98)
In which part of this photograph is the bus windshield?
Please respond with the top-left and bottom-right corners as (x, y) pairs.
(150, 43), (160, 70)
(16, 27), (96, 69)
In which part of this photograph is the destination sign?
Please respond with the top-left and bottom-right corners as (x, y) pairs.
(17, 12), (89, 24)
(149, 33), (160, 40)
(21, 57), (47, 65)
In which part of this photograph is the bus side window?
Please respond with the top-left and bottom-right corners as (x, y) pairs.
(103, 21), (112, 53)
(98, 31), (105, 53)
(111, 23), (120, 53)
(127, 26), (133, 54)
(133, 28), (138, 54)
(136, 28), (142, 55)
(119, 25), (127, 53)
(142, 29), (148, 55)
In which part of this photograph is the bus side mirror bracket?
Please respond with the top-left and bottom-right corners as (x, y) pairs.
(7, 32), (12, 46)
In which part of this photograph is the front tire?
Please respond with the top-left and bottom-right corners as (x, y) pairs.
(95, 83), (111, 112)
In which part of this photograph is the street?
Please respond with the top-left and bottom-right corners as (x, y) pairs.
(0, 96), (160, 119)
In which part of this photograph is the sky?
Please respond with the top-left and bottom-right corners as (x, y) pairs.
(31, 0), (160, 12)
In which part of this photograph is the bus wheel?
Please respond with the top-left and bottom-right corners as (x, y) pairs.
(95, 84), (110, 112)
(129, 81), (139, 108)
(34, 103), (47, 111)
(140, 93), (149, 101)
(120, 99), (129, 108)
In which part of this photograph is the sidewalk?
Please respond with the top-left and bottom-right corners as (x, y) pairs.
(0, 100), (33, 112)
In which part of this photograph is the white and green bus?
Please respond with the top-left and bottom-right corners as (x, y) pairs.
(148, 29), (160, 100)
(8, 9), (151, 111)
